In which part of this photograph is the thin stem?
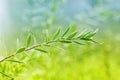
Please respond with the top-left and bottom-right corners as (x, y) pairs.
(25, 40), (58, 51)
(0, 40), (59, 63)
(0, 37), (94, 63)
(0, 54), (15, 63)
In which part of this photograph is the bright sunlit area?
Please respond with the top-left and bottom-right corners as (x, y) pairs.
(0, 0), (9, 56)
(0, 0), (9, 33)
(0, 0), (120, 80)
(0, 0), (5, 34)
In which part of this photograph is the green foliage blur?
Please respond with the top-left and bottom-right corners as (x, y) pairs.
(0, 0), (120, 80)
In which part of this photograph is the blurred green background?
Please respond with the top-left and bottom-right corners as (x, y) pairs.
(0, 0), (120, 80)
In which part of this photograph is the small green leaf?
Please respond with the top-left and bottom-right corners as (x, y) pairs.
(85, 29), (98, 39)
(80, 38), (91, 41)
(16, 47), (26, 54)
(7, 60), (23, 63)
(78, 29), (98, 39)
(53, 27), (61, 40)
(74, 41), (85, 45)
(35, 49), (48, 53)
(26, 34), (32, 47)
(61, 27), (70, 37)
(67, 31), (78, 39)
(77, 32), (91, 38)
(80, 38), (97, 43)
(60, 40), (72, 43)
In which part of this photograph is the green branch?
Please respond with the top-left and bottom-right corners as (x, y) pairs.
(0, 27), (98, 79)
(0, 27), (98, 63)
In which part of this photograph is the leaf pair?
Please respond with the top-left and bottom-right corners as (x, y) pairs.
(53, 25), (78, 40)
(52, 27), (74, 40)
(62, 26), (78, 39)
(77, 29), (98, 39)
(61, 27), (70, 38)
(85, 29), (98, 39)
